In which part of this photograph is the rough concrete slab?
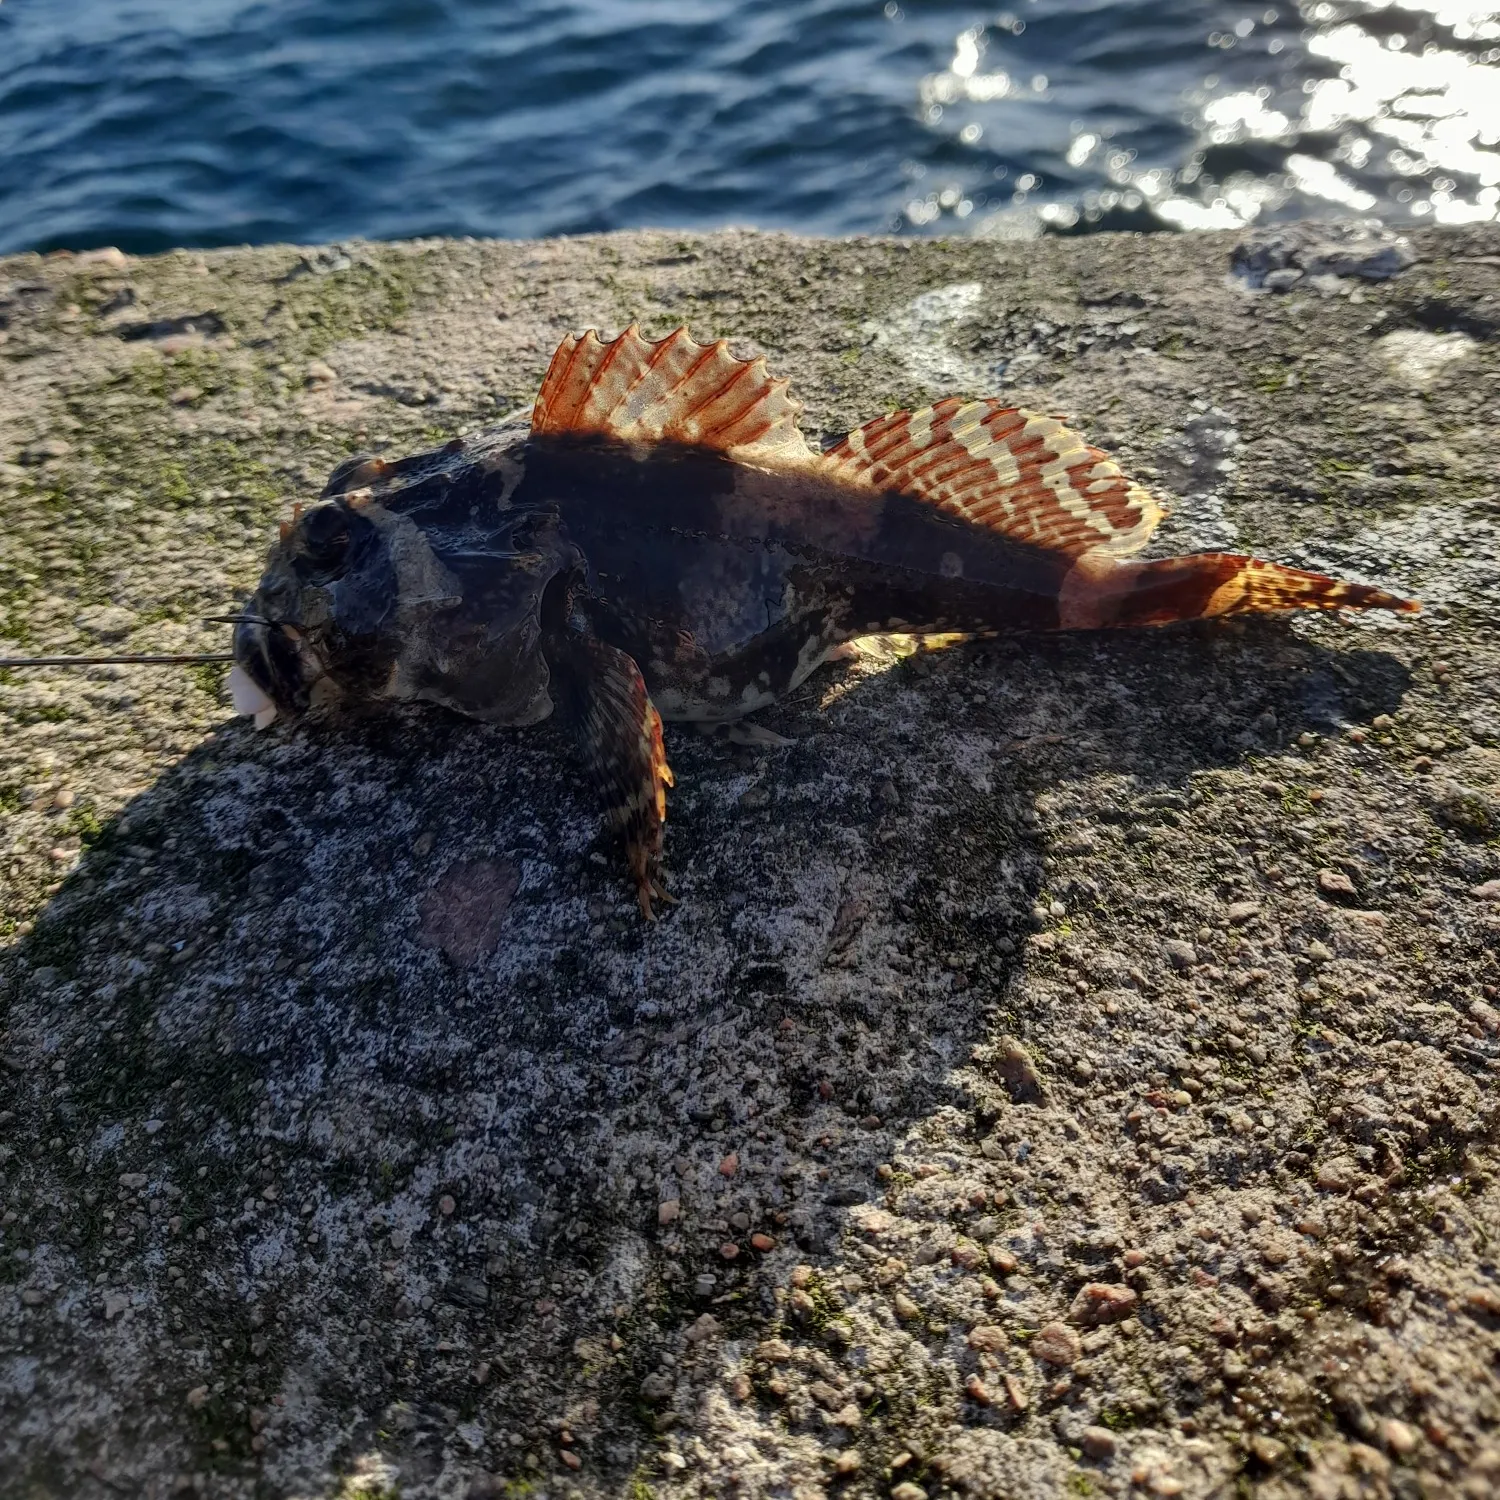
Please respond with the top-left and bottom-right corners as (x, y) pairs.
(2, 224), (1499, 1500)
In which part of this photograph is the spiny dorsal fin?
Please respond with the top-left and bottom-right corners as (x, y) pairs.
(531, 324), (813, 464)
(821, 398), (1164, 560)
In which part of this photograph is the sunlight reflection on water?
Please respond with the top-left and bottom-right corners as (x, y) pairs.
(912, 1), (1500, 237)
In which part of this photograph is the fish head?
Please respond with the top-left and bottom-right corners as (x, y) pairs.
(231, 481), (578, 731)
(230, 497), (400, 728)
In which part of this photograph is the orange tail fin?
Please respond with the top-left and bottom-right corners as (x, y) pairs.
(1061, 552), (1419, 630)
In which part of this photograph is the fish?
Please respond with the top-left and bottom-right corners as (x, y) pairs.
(229, 324), (1418, 917)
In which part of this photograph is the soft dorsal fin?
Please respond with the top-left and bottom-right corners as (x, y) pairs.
(532, 324), (813, 464)
(821, 397), (1164, 560)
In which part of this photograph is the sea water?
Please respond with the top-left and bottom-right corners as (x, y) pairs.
(0, 0), (1496, 254)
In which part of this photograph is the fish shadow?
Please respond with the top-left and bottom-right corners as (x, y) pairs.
(1, 616), (1411, 1494)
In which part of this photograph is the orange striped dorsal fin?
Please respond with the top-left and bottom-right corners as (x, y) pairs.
(532, 324), (813, 465)
(821, 398), (1164, 560)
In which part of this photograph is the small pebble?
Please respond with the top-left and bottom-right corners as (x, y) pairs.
(1032, 1321), (1081, 1366)
(685, 1313), (720, 1342)
(1316, 1156), (1358, 1193)
(1251, 1436), (1287, 1467)
(657, 1199), (680, 1226)
(1163, 939), (1197, 971)
(1067, 1283), (1139, 1326)
(719, 1153), (739, 1177)
(988, 1244), (1018, 1275)
(833, 1449), (861, 1475)
(750, 1232), (776, 1252)
(439, 1195), (456, 1216)
(1081, 1426), (1117, 1458)
(51, 787), (75, 810)
(719, 1241), (740, 1260)
(1384, 1419), (1419, 1456)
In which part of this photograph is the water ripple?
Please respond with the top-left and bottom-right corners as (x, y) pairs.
(0, 0), (1496, 253)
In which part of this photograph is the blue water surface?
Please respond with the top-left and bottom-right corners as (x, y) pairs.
(0, 0), (1496, 254)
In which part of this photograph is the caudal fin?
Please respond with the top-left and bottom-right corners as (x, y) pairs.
(1062, 552), (1419, 630)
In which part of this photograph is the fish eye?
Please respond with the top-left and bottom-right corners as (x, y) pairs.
(300, 504), (352, 568)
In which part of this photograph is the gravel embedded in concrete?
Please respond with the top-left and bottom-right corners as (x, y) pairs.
(2, 224), (1500, 1498)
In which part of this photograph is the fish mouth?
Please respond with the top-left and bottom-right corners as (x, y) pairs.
(230, 617), (317, 729)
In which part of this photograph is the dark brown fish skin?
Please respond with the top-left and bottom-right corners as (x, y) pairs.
(517, 433), (1071, 720)
(236, 423), (1077, 729)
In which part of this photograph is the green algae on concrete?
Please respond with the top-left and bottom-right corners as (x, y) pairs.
(2, 226), (1500, 1500)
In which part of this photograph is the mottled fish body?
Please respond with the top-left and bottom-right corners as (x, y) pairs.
(231, 326), (1417, 915)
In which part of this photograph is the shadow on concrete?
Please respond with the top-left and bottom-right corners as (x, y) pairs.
(1, 615), (1411, 1495)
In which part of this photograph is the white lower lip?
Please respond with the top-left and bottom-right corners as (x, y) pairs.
(227, 663), (279, 729)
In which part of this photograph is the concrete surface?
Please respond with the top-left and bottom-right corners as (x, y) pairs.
(2, 223), (1499, 1500)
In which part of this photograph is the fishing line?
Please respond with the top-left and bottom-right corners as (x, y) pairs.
(0, 653), (236, 668)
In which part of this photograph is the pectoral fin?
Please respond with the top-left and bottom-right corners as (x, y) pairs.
(546, 632), (675, 919)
